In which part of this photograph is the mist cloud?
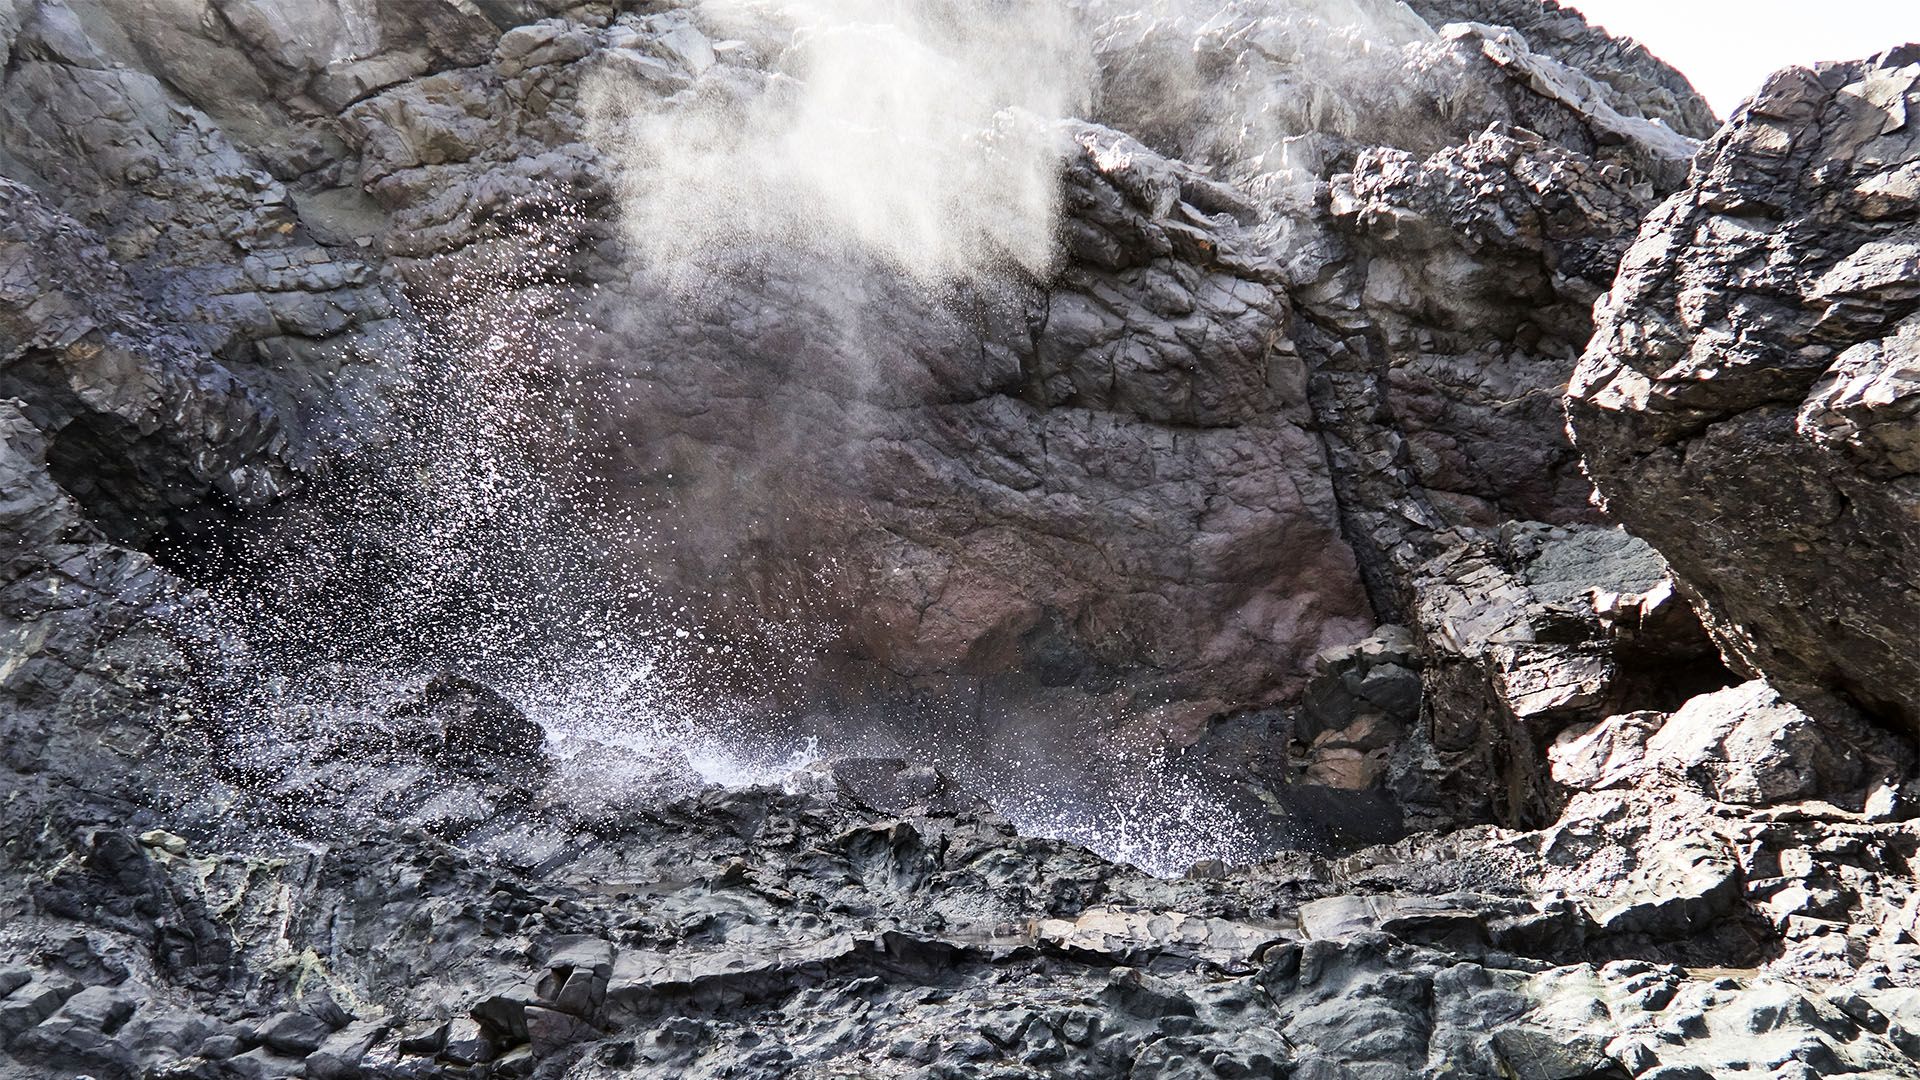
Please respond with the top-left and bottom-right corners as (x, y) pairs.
(585, 0), (1096, 289)
(581, 0), (1461, 295)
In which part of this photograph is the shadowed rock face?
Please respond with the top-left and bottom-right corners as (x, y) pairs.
(0, 0), (1730, 839)
(566, 128), (1373, 706)
(1568, 49), (1920, 736)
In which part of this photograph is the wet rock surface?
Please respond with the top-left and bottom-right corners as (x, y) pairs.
(0, 0), (1721, 757)
(2, 1), (1919, 1078)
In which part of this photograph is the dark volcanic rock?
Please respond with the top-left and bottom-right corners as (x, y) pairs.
(0, 0), (1713, 778)
(6, 756), (1920, 1080)
(5, 3), (1920, 1079)
(1552, 680), (1914, 809)
(784, 757), (990, 816)
(400, 670), (550, 778)
(1568, 50), (1920, 735)
(1400, 522), (1732, 831)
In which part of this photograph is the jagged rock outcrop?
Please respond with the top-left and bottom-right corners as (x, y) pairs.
(0, 0), (1748, 877)
(6, 677), (1920, 1079)
(1568, 48), (1920, 735)
(1406, 0), (1719, 141)
(0, 0), (1723, 759)
(566, 118), (1373, 707)
(1552, 680), (1914, 810)
(1396, 522), (1730, 831)
(6, 2), (1920, 1078)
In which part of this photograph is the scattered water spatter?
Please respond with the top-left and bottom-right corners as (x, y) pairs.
(184, 263), (826, 810)
(978, 753), (1274, 878)
(171, 213), (1283, 877)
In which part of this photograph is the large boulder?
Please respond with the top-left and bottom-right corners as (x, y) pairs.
(1568, 48), (1920, 734)
(1551, 680), (1915, 809)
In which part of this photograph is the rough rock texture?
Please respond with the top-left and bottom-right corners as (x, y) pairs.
(1406, 0), (1720, 140)
(0, 0), (1743, 809)
(0, 0), (1717, 751)
(572, 121), (1372, 706)
(1398, 522), (1730, 832)
(1552, 680), (1915, 808)
(1568, 49), (1920, 735)
(6, 671), (1920, 1080)
(3, 1), (1919, 1078)
(525, 0), (1708, 720)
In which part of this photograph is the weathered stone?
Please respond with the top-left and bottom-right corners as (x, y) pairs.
(1568, 52), (1920, 737)
(784, 757), (989, 816)
(1590, 837), (1745, 938)
(258, 1010), (334, 1056)
(1401, 522), (1728, 829)
(1405, 0), (1719, 139)
(441, 1017), (495, 1065)
(305, 1019), (390, 1080)
(1556, 683), (1914, 808)
(1, 6), (1918, 1080)
(402, 670), (548, 774)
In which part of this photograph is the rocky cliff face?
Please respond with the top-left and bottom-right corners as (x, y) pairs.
(1, 0), (1727, 826)
(3, 1), (1920, 1078)
(1569, 47), (1920, 737)
(0, 0), (1704, 710)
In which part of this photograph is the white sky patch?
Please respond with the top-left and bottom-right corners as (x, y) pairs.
(1562, 0), (1920, 119)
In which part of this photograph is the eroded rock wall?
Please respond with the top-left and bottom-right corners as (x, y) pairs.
(5, 682), (1920, 1080)
(8, 6), (1920, 1079)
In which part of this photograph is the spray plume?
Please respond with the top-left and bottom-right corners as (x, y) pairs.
(183, 0), (1453, 872)
(585, 0), (1096, 289)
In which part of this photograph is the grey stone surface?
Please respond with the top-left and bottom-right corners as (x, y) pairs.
(2, 2), (1918, 1079)
(0, 0), (1717, 756)
(1398, 522), (1729, 831)
(1406, 0), (1720, 140)
(1569, 50), (1920, 737)
(0, 739), (1916, 1080)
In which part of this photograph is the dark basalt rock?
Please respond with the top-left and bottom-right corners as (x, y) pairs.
(1399, 522), (1734, 831)
(4, 723), (1920, 1079)
(784, 757), (991, 816)
(1, 2), (1919, 1079)
(1568, 51), (1920, 737)
(399, 670), (550, 779)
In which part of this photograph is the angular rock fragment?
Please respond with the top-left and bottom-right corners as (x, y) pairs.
(1554, 682), (1914, 809)
(1401, 522), (1729, 829)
